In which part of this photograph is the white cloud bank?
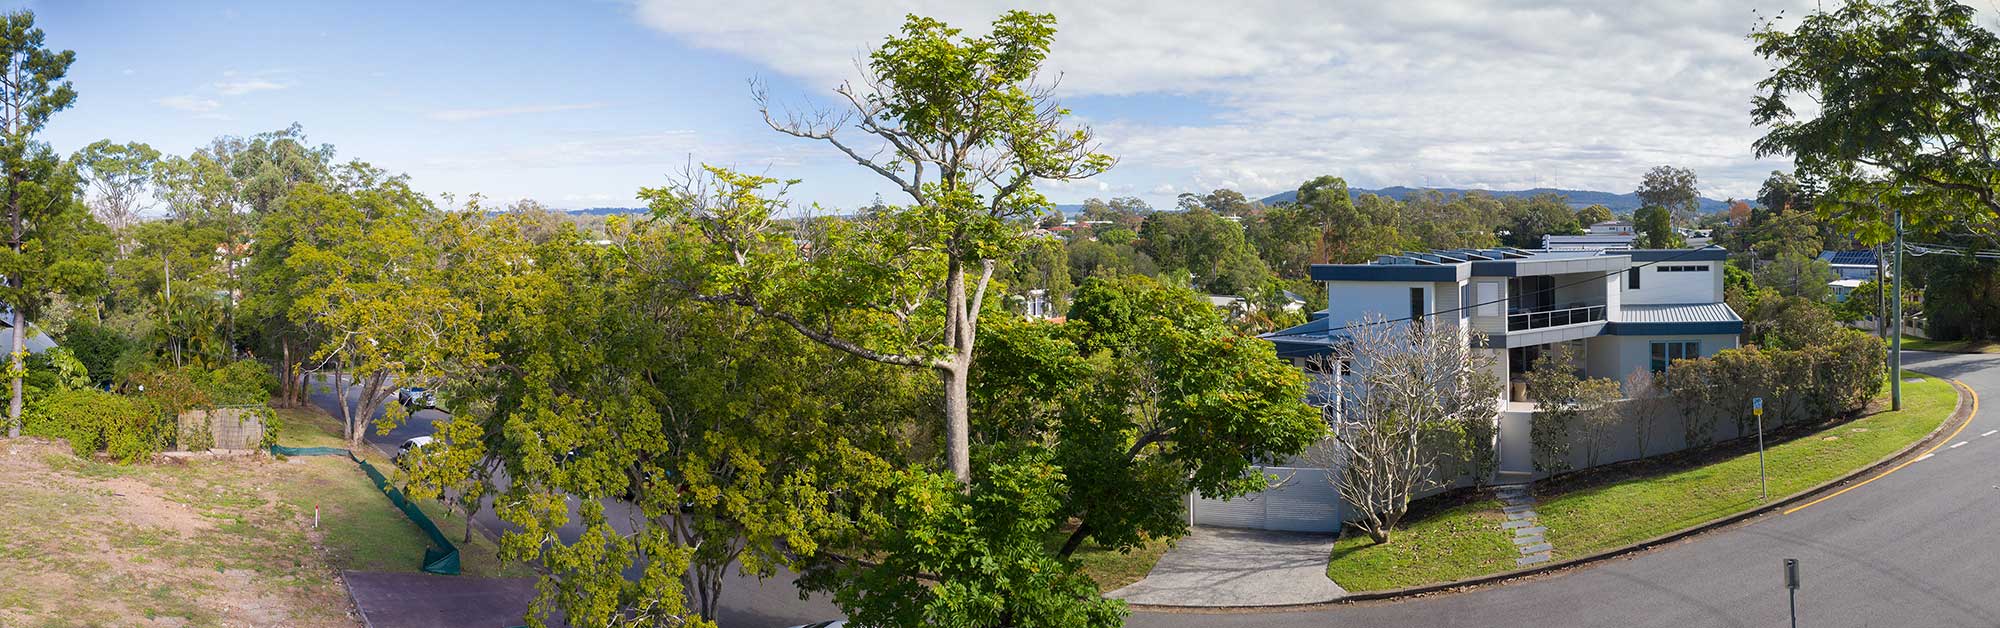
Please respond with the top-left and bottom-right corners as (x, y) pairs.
(633, 0), (1831, 201)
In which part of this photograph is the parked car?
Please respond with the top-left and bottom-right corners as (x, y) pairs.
(393, 436), (434, 466)
(397, 387), (438, 411)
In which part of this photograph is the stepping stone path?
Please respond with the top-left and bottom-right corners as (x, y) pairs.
(1495, 484), (1553, 566)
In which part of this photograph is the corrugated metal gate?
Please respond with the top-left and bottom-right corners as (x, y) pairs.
(1191, 466), (1341, 533)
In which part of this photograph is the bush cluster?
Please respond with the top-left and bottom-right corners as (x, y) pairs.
(23, 388), (168, 463)
(1665, 329), (1886, 445)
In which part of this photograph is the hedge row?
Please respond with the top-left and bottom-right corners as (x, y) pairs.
(1665, 328), (1886, 446)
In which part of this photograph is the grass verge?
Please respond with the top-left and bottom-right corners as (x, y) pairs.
(1323, 373), (1958, 591)
(1899, 335), (2000, 354)
(1324, 498), (1517, 592)
(1045, 530), (1172, 592)
(272, 406), (527, 579)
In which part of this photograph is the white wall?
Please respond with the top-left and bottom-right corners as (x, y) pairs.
(1324, 280), (1430, 328)
(1622, 264), (1722, 305)
(1589, 333), (1741, 384)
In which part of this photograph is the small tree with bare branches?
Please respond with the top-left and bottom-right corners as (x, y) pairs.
(1308, 316), (1500, 544)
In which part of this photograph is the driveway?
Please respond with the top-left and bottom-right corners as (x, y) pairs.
(1108, 527), (1345, 606)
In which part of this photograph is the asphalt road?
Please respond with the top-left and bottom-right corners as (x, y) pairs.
(1134, 349), (2000, 628)
(312, 350), (2000, 627)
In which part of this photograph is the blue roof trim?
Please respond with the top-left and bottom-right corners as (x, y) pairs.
(1310, 264), (1464, 282)
(1470, 260), (1520, 277)
(1627, 248), (1729, 262)
(1605, 321), (1744, 335)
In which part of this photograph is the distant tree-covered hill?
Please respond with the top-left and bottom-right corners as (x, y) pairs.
(1254, 186), (1730, 213)
(568, 207), (648, 216)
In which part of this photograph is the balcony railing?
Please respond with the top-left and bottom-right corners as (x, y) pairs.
(1507, 303), (1607, 331)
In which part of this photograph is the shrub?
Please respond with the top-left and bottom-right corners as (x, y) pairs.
(24, 389), (167, 463)
(192, 359), (275, 405)
(55, 320), (130, 387)
(1666, 330), (1886, 446)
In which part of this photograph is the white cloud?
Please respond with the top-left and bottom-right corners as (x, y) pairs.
(428, 103), (608, 122)
(214, 78), (287, 96)
(632, 0), (1828, 203)
(156, 95), (221, 113)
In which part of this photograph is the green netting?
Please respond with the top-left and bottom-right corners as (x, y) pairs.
(270, 444), (462, 575)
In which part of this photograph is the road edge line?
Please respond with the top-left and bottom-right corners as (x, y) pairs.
(1126, 371), (1976, 615)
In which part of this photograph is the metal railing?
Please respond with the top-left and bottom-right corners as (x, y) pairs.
(1506, 303), (1607, 331)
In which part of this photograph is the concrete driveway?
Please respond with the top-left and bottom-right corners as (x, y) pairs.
(1108, 527), (1345, 606)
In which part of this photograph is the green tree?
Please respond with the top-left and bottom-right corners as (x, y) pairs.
(1635, 165), (1701, 226)
(1286, 175), (1406, 263)
(1137, 206), (1270, 295)
(74, 140), (159, 239)
(283, 172), (484, 446)
(0, 11), (109, 435)
(1754, 252), (1837, 301)
(1634, 205), (1683, 248)
(693, 11), (1111, 484)
(1754, 170), (1809, 224)
(1503, 194), (1583, 248)
(1576, 204), (1615, 226)
(977, 276), (1322, 557)
(1752, 0), (2000, 244)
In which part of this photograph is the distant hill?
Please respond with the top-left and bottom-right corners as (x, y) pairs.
(568, 207), (648, 216)
(1255, 186), (1730, 214)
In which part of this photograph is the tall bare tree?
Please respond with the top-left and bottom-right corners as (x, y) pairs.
(1308, 316), (1499, 543)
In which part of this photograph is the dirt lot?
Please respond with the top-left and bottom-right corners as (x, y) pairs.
(0, 408), (521, 627)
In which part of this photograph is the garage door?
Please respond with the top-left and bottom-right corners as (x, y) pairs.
(1192, 466), (1340, 533)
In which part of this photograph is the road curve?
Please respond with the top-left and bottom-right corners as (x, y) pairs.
(1130, 350), (2000, 628)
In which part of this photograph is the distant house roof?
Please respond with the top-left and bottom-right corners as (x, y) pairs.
(1819, 250), (1880, 267)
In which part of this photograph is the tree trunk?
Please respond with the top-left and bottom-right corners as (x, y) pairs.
(941, 259), (973, 485)
(6, 307), (20, 438)
(1058, 520), (1092, 558)
(940, 364), (971, 484)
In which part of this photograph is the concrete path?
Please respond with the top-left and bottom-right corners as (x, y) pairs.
(1107, 527), (1345, 606)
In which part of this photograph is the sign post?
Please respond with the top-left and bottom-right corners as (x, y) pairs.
(1754, 397), (1766, 501)
(1784, 558), (1800, 628)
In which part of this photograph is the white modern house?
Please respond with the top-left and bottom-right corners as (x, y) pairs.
(1190, 247), (1742, 533)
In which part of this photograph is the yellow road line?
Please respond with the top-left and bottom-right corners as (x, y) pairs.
(1784, 379), (1978, 515)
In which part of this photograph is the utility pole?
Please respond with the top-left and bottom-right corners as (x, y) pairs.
(1892, 186), (1909, 411)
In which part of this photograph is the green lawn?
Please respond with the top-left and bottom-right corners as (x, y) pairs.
(1046, 530), (1172, 592)
(273, 406), (527, 578)
(1324, 499), (1518, 591)
(1899, 335), (2000, 354)
(1323, 373), (1958, 592)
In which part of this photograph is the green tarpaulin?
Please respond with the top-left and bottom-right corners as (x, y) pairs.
(271, 444), (461, 575)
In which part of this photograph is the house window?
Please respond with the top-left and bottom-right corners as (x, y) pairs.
(1460, 284), (1473, 320)
(1650, 341), (1699, 373)
(1628, 267), (1641, 289)
(1409, 287), (1425, 322)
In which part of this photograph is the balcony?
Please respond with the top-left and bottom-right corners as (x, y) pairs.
(1507, 303), (1607, 331)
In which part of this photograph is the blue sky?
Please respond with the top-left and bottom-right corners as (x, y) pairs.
(26, 1), (1823, 212)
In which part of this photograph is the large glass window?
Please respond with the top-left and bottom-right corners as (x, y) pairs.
(1409, 287), (1425, 321)
(1650, 341), (1699, 372)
